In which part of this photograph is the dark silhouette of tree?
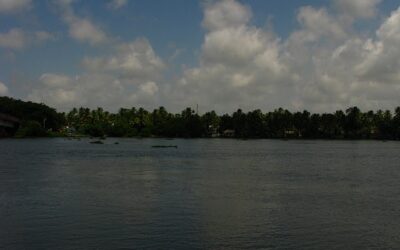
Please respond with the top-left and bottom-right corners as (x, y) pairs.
(0, 96), (64, 136)
(393, 107), (400, 140)
(345, 107), (363, 138)
(55, 105), (400, 140)
(201, 110), (220, 137)
(2, 96), (400, 140)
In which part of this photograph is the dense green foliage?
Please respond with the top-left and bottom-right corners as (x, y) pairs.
(15, 121), (48, 138)
(0, 96), (65, 137)
(1, 96), (400, 139)
(65, 107), (207, 138)
(65, 106), (400, 140)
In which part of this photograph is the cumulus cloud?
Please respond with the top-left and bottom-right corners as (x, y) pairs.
(56, 0), (109, 45)
(334, 0), (382, 19)
(165, 0), (400, 113)
(283, 4), (400, 112)
(39, 73), (72, 88)
(0, 28), (55, 50)
(202, 0), (251, 31)
(34, 31), (56, 42)
(82, 38), (165, 79)
(0, 81), (8, 95)
(27, 0), (400, 112)
(0, 0), (31, 13)
(356, 7), (400, 84)
(0, 29), (26, 49)
(294, 6), (347, 43)
(29, 38), (165, 111)
(28, 1), (162, 110)
(29, 74), (120, 110)
(107, 0), (127, 10)
(29, 73), (162, 111)
(165, 0), (291, 112)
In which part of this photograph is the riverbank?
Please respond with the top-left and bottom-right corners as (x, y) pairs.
(1, 134), (397, 141)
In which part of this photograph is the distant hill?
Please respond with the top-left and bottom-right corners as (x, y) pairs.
(0, 96), (65, 136)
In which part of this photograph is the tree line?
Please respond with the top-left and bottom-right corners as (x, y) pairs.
(65, 106), (400, 140)
(0, 96), (64, 137)
(1, 96), (400, 139)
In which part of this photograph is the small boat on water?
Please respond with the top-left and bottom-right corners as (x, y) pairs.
(90, 140), (104, 144)
(151, 145), (178, 148)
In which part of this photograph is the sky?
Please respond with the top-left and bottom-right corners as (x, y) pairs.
(1, 0), (400, 113)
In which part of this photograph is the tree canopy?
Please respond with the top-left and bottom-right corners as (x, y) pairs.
(0, 96), (65, 137)
(64, 105), (400, 140)
(1, 96), (400, 140)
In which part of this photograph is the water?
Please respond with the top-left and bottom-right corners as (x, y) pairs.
(1, 138), (400, 249)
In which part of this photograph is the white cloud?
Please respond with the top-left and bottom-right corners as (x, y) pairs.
(164, 0), (400, 113)
(34, 31), (56, 42)
(108, 0), (127, 10)
(29, 74), (119, 110)
(26, 0), (400, 112)
(356, 7), (400, 84)
(202, 0), (251, 31)
(68, 18), (108, 45)
(283, 4), (400, 112)
(39, 73), (72, 88)
(0, 28), (55, 50)
(29, 38), (165, 111)
(202, 26), (266, 65)
(0, 81), (8, 95)
(0, 0), (31, 13)
(29, 1), (164, 111)
(0, 29), (26, 49)
(82, 38), (165, 79)
(29, 73), (162, 111)
(334, 0), (382, 19)
(138, 81), (158, 96)
(56, 0), (109, 45)
(165, 0), (290, 112)
(295, 6), (347, 42)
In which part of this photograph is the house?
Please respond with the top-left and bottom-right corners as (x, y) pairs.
(222, 129), (235, 137)
(208, 125), (220, 138)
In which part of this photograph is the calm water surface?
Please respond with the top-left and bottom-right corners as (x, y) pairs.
(1, 138), (400, 249)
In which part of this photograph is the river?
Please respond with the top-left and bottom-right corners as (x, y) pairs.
(1, 138), (399, 249)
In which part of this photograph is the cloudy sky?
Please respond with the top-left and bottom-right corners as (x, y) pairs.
(1, 0), (400, 113)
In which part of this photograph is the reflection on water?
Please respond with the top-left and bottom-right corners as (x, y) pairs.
(1, 138), (400, 249)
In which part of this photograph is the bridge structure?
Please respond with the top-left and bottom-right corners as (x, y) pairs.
(0, 113), (20, 136)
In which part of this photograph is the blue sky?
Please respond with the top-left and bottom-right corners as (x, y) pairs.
(1, 0), (400, 113)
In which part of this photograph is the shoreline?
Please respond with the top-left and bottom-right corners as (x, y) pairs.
(0, 135), (395, 141)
